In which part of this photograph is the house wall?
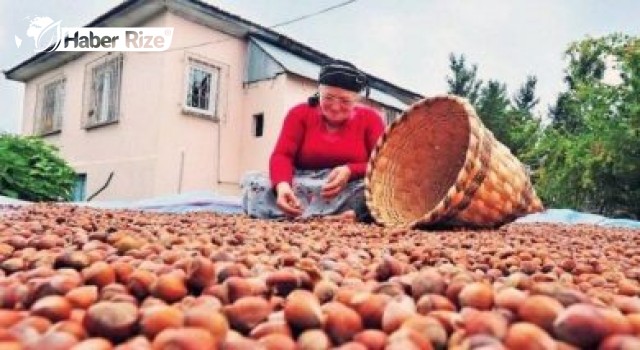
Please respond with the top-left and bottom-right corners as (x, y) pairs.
(152, 12), (247, 196)
(21, 11), (250, 200)
(22, 14), (171, 201)
(18, 10), (395, 201)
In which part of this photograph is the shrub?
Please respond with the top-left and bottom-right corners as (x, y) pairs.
(0, 134), (75, 201)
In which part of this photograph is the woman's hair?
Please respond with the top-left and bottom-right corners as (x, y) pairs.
(308, 59), (369, 107)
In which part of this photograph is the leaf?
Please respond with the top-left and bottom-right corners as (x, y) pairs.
(35, 20), (62, 52)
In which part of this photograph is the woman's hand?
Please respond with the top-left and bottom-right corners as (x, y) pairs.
(321, 165), (351, 199)
(275, 182), (303, 217)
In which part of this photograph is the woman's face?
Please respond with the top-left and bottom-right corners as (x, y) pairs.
(318, 85), (359, 124)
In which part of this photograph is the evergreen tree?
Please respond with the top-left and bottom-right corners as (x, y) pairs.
(477, 80), (510, 143)
(447, 53), (482, 105)
(507, 77), (541, 158)
(513, 76), (539, 112)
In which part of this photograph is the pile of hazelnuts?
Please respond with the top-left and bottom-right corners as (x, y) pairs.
(1, 203), (640, 349)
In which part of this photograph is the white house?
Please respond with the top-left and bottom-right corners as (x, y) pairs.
(4, 0), (421, 201)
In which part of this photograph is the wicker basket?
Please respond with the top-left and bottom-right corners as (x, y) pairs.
(365, 95), (543, 229)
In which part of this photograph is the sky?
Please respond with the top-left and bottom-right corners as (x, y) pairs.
(1, 0), (639, 133)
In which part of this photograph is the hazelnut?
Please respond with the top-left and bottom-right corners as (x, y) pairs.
(184, 308), (229, 340)
(334, 342), (368, 350)
(224, 296), (272, 333)
(617, 279), (640, 297)
(49, 320), (88, 340)
(416, 294), (456, 314)
(599, 334), (640, 350)
(411, 269), (446, 298)
(427, 310), (462, 335)
(297, 329), (331, 350)
(151, 327), (216, 349)
(313, 279), (338, 303)
(283, 290), (324, 331)
(30, 295), (72, 322)
(351, 292), (390, 329)
(140, 305), (184, 339)
(115, 335), (151, 349)
(82, 262), (116, 288)
(266, 270), (304, 296)
(249, 320), (291, 339)
(30, 331), (79, 349)
(468, 333), (507, 348)
(381, 295), (417, 333)
(257, 333), (296, 350)
(495, 287), (527, 312)
(626, 313), (640, 333)
(54, 251), (91, 270)
(127, 269), (157, 299)
(114, 236), (144, 254)
(553, 303), (609, 348)
(463, 310), (508, 340)
(111, 261), (134, 285)
(401, 315), (447, 349)
(517, 295), (564, 332)
(353, 330), (387, 350)
(69, 337), (114, 350)
(220, 335), (266, 349)
(225, 277), (267, 303)
(386, 327), (433, 350)
(184, 256), (215, 291)
(0, 310), (26, 328)
(458, 282), (494, 310)
(150, 273), (188, 303)
(83, 302), (139, 342)
(323, 301), (363, 345)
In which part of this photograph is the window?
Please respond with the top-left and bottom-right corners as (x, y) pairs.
(35, 77), (65, 135)
(85, 54), (123, 127)
(184, 58), (220, 117)
(252, 113), (264, 137)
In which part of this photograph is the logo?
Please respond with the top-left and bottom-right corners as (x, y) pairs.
(15, 16), (173, 52)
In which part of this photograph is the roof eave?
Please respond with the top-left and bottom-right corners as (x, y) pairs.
(4, 0), (165, 82)
(4, 0), (423, 102)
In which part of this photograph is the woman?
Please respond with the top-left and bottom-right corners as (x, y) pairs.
(241, 60), (385, 221)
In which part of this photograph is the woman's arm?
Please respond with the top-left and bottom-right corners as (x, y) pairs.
(269, 105), (307, 187)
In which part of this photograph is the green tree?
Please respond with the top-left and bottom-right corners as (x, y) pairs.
(477, 80), (510, 143)
(529, 34), (640, 217)
(513, 76), (539, 112)
(447, 53), (482, 105)
(446, 54), (541, 159)
(0, 134), (75, 201)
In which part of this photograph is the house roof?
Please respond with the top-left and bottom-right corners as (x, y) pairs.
(250, 38), (408, 111)
(3, 0), (422, 104)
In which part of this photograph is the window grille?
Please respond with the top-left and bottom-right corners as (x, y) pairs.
(184, 58), (220, 117)
(85, 54), (123, 127)
(36, 78), (65, 135)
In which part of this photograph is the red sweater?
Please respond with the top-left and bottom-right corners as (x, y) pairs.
(270, 103), (385, 186)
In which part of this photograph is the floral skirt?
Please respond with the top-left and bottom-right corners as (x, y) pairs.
(240, 169), (371, 221)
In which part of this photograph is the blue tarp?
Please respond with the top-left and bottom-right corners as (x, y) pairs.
(515, 208), (640, 229)
(72, 191), (243, 215)
(1, 193), (639, 229)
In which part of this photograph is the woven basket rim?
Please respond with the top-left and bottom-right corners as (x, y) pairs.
(365, 95), (508, 228)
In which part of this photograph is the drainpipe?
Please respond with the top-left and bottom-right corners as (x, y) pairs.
(177, 149), (185, 194)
